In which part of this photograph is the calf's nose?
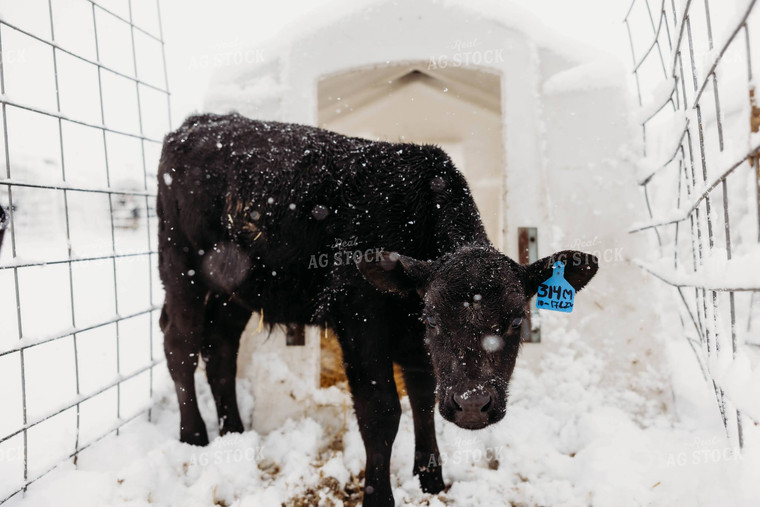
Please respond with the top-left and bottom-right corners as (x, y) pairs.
(452, 392), (492, 413)
(450, 390), (493, 429)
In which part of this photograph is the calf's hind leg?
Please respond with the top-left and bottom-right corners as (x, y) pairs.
(161, 287), (209, 446)
(201, 294), (251, 435)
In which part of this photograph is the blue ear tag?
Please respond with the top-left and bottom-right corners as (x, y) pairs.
(536, 261), (575, 313)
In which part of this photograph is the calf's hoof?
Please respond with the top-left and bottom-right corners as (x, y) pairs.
(362, 484), (394, 507)
(180, 427), (209, 447)
(219, 416), (245, 436)
(414, 464), (445, 494)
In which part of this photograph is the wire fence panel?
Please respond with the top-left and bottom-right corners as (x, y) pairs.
(0, 0), (170, 501)
(625, 0), (760, 449)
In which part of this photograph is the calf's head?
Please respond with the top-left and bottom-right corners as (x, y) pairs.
(359, 246), (598, 430)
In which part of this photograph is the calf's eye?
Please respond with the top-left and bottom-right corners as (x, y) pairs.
(511, 317), (523, 328)
(425, 315), (438, 327)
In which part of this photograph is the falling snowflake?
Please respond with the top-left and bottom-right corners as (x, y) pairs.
(482, 335), (504, 353)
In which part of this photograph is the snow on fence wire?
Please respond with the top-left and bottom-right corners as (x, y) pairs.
(0, 0), (170, 501)
(624, 0), (760, 449)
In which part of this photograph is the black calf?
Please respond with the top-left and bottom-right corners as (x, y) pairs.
(157, 113), (598, 506)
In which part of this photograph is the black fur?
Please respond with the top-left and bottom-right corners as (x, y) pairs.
(157, 113), (598, 506)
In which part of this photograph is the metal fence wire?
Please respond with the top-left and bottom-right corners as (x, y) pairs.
(625, 0), (760, 449)
(0, 0), (170, 502)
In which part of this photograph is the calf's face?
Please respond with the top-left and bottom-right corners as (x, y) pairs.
(359, 246), (598, 430)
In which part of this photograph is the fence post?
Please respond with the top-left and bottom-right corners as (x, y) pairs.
(518, 227), (540, 343)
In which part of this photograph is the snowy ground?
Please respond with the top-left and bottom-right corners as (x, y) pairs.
(7, 309), (760, 507)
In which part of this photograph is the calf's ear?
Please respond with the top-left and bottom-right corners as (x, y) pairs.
(357, 251), (431, 296)
(521, 250), (599, 297)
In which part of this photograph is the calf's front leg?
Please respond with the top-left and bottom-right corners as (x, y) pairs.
(345, 360), (401, 506)
(402, 365), (445, 493)
(337, 317), (401, 506)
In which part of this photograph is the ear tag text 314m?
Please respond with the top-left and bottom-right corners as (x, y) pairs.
(536, 261), (575, 313)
